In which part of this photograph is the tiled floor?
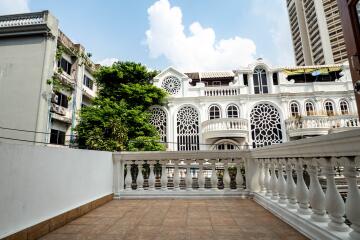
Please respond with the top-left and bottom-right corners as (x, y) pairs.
(40, 199), (308, 240)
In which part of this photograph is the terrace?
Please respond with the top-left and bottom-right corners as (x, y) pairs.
(1, 129), (360, 240)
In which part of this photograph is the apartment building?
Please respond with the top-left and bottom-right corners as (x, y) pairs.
(0, 11), (98, 147)
(286, 0), (348, 66)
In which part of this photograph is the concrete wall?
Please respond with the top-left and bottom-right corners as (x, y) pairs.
(0, 143), (113, 238)
(0, 34), (58, 144)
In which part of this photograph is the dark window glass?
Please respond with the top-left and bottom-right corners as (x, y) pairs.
(243, 74), (248, 86)
(209, 105), (221, 120)
(50, 129), (65, 145)
(83, 75), (94, 90)
(57, 58), (72, 75)
(273, 72), (279, 85)
(253, 67), (268, 94)
(55, 92), (68, 108)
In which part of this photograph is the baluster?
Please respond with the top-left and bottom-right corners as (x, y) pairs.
(236, 160), (244, 190)
(160, 161), (168, 190)
(211, 160), (218, 190)
(223, 160), (231, 190)
(148, 161), (156, 190)
(324, 157), (349, 231)
(344, 156), (360, 239)
(270, 160), (279, 200)
(277, 159), (287, 204)
(173, 160), (180, 190)
(258, 159), (266, 192)
(198, 160), (205, 190)
(286, 159), (297, 209)
(125, 162), (133, 190)
(264, 159), (272, 196)
(185, 160), (193, 191)
(136, 161), (144, 190)
(308, 158), (327, 221)
(295, 158), (311, 214)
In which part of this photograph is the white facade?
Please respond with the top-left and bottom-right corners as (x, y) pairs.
(151, 60), (359, 150)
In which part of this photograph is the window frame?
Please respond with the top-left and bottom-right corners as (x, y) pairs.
(227, 104), (239, 118)
(290, 101), (301, 117)
(209, 105), (222, 120)
(324, 100), (335, 116)
(253, 67), (268, 94)
(339, 100), (350, 115)
(305, 101), (316, 116)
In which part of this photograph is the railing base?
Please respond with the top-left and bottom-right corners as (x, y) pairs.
(253, 192), (350, 240)
(114, 189), (250, 199)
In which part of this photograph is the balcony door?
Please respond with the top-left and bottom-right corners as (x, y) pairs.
(337, 0), (360, 118)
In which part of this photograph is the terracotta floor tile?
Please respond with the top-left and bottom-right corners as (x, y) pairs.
(40, 199), (308, 240)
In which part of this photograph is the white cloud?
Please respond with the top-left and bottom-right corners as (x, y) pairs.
(145, 0), (257, 71)
(0, 0), (30, 15)
(250, 0), (294, 66)
(97, 58), (119, 67)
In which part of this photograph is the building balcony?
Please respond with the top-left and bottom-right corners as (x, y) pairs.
(82, 86), (96, 99)
(201, 118), (248, 139)
(50, 103), (72, 123)
(204, 86), (241, 96)
(54, 71), (75, 87)
(285, 115), (359, 138)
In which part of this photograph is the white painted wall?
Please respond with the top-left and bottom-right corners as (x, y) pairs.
(0, 143), (113, 238)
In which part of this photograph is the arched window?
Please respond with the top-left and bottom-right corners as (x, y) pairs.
(339, 100), (349, 115)
(253, 67), (268, 94)
(305, 102), (315, 116)
(250, 104), (283, 148)
(209, 105), (221, 120)
(177, 106), (199, 151)
(227, 104), (239, 118)
(211, 140), (240, 150)
(149, 107), (167, 142)
(324, 101), (335, 116)
(290, 102), (300, 117)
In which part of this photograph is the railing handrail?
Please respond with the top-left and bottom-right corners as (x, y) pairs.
(285, 114), (359, 122)
(201, 117), (248, 126)
(250, 128), (360, 158)
(113, 150), (249, 161)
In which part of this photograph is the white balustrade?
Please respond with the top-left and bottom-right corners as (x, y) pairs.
(204, 87), (241, 96)
(270, 161), (279, 200)
(148, 161), (156, 190)
(308, 158), (327, 222)
(285, 160), (297, 209)
(277, 159), (287, 204)
(136, 161), (144, 190)
(285, 115), (360, 133)
(344, 156), (360, 239)
(295, 158), (311, 215)
(113, 129), (360, 240)
(201, 118), (248, 135)
(223, 161), (231, 190)
(324, 157), (349, 232)
(236, 161), (244, 190)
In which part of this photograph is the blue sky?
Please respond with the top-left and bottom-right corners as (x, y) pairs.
(1, 0), (294, 71)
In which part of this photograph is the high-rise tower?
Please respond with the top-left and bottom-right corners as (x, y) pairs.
(286, 0), (348, 65)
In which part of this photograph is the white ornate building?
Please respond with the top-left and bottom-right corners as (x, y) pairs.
(150, 59), (359, 151)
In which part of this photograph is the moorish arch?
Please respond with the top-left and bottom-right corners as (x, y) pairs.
(176, 105), (199, 151)
(149, 107), (167, 143)
(250, 103), (283, 148)
(211, 139), (241, 150)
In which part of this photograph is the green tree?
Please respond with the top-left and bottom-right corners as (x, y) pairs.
(75, 61), (167, 151)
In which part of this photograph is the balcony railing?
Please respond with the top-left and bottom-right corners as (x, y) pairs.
(204, 86), (241, 96)
(285, 115), (359, 137)
(113, 150), (249, 198)
(201, 118), (248, 139)
(113, 128), (360, 240)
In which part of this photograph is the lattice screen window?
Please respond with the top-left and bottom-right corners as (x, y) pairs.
(149, 107), (167, 143)
(161, 76), (181, 95)
(177, 106), (199, 151)
(250, 104), (283, 148)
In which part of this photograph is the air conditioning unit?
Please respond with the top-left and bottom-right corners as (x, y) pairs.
(51, 93), (58, 103)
